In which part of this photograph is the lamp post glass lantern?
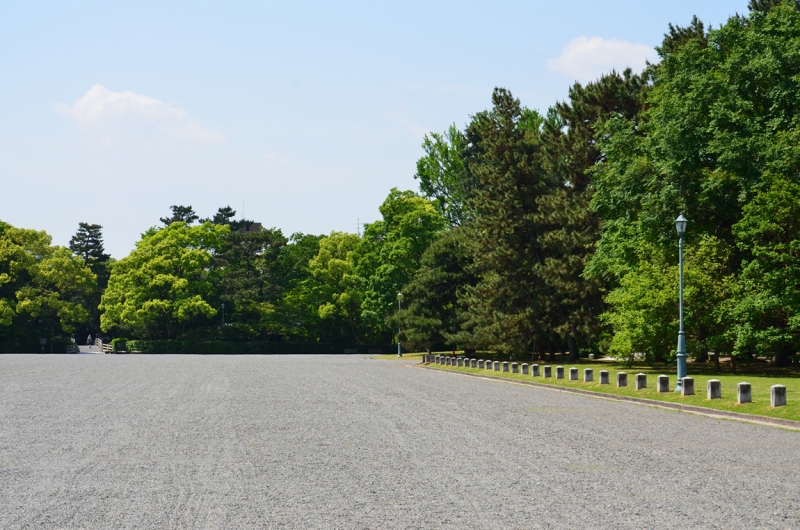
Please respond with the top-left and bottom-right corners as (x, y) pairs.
(675, 214), (688, 392)
(396, 292), (403, 357)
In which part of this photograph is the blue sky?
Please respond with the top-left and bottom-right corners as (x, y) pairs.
(1, 1), (747, 257)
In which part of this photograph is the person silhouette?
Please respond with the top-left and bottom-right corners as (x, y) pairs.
(86, 334), (93, 346)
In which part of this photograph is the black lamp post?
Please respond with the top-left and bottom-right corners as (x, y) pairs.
(674, 214), (688, 392)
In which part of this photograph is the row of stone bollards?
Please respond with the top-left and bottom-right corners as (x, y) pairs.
(424, 354), (788, 408)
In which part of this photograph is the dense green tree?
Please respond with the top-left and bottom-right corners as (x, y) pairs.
(591, 3), (800, 362)
(307, 232), (366, 343)
(355, 188), (446, 337)
(200, 206), (255, 232)
(455, 88), (552, 356)
(273, 233), (325, 341)
(536, 70), (648, 360)
(211, 227), (288, 338)
(160, 205), (199, 226)
(392, 227), (475, 352)
(100, 222), (227, 339)
(200, 206), (237, 226)
(69, 223), (110, 266)
(731, 178), (800, 364)
(414, 125), (477, 226)
(748, 0), (800, 13)
(69, 222), (112, 337)
(0, 221), (95, 341)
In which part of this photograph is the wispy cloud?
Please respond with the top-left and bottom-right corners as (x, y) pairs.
(385, 108), (429, 140)
(547, 36), (657, 83)
(57, 84), (224, 143)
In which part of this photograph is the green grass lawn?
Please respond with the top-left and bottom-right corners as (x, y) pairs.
(373, 352), (425, 361)
(425, 357), (800, 423)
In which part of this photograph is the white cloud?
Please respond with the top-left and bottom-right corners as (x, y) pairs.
(57, 84), (224, 143)
(547, 36), (657, 83)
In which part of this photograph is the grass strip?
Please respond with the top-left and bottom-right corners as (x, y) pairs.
(423, 361), (800, 423)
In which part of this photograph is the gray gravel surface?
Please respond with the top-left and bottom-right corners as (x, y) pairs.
(1, 354), (799, 529)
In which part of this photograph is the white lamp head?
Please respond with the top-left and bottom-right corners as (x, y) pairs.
(675, 214), (688, 237)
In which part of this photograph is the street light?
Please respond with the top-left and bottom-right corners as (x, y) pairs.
(397, 292), (403, 358)
(674, 214), (688, 392)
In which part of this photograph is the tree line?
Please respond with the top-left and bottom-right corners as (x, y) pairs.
(2, 0), (799, 363)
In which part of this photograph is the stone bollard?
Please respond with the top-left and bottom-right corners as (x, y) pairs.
(556, 366), (564, 379)
(771, 385), (787, 407)
(737, 382), (751, 404)
(543, 366), (552, 378)
(707, 379), (722, 399)
(493, 361), (500, 371)
(502, 362), (509, 373)
(569, 367), (578, 381)
(617, 372), (627, 387)
(584, 369), (593, 382)
(444, 357), (449, 366)
(532, 364), (540, 377)
(457, 357), (463, 367)
(477, 359), (484, 369)
(521, 363), (529, 375)
(681, 377), (695, 397)
(511, 362), (519, 374)
(600, 370), (609, 384)
(588, 354), (595, 360)
(657, 375), (669, 393)
(487, 360), (494, 371)
(635, 373), (647, 390)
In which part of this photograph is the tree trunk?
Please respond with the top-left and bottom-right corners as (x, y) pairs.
(714, 351), (720, 372)
(567, 334), (580, 362)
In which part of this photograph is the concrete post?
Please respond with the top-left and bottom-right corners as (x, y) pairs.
(487, 361), (493, 371)
(521, 363), (529, 375)
(617, 372), (627, 387)
(599, 370), (609, 384)
(707, 379), (721, 399)
(493, 361), (500, 371)
(511, 362), (519, 374)
(502, 361), (509, 373)
(584, 369), (593, 382)
(681, 377), (694, 397)
(657, 375), (669, 393)
(556, 366), (564, 379)
(477, 360), (484, 369)
(543, 366), (552, 378)
(457, 358), (463, 367)
(532, 364), (540, 377)
(635, 373), (647, 390)
(569, 367), (578, 381)
(470, 359), (477, 368)
(737, 382), (751, 404)
(771, 385), (787, 407)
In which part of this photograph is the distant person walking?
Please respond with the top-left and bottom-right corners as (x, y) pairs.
(86, 334), (92, 346)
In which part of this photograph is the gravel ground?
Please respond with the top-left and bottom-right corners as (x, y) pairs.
(1, 354), (799, 529)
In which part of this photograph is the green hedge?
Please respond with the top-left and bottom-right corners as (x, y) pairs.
(123, 340), (394, 355)
(0, 337), (72, 354)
